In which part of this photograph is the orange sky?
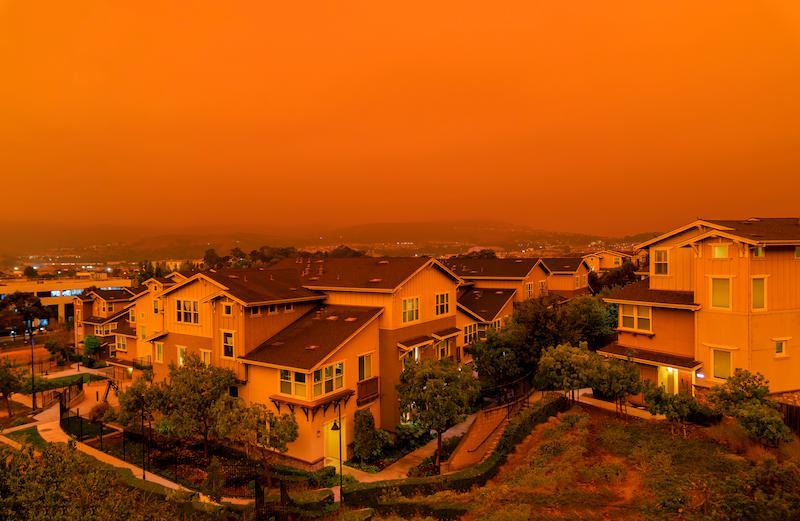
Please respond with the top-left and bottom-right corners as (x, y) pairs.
(2, 1), (800, 236)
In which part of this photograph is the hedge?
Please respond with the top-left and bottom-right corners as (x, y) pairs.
(342, 394), (570, 507)
(270, 463), (337, 487)
(371, 501), (468, 520)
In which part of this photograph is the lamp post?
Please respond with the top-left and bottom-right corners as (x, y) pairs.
(330, 402), (343, 505)
(29, 319), (36, 412)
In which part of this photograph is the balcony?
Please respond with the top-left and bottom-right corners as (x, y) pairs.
(357, 376), (380, 406)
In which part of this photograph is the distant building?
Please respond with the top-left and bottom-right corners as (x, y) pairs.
(538, 257), (592, 301)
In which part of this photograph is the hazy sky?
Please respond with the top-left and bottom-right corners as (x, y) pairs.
(2, 1), (799, 236)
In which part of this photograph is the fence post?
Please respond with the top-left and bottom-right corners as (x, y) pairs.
(99, 421), (103, 451)
(79, 413), (83, 441)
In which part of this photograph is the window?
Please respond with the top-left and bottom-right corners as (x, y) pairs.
(795, 247), (800, 259)
(313, 362), (344, 397)
(752, 278), (766, 310)
(268, 304), (277, 314)
(140, 325), (147, 341)
(129, 309), (136, 323)
(228, 386), (238, 398)
(178, 346), (187, 367)
(294, 372), (306, 396)
(435, 293), (449, 316)
(525, 283), (534, 299)
(280, 370), (292, 394)
(711, 278), (731, 309)
(153, 299), (159, 314)
(402, 297), (419, 323)
(538, 280), (547, 293)
(200, 349), (211, 366)
(284, 303), (294, 313)
(620, 305), (651, 331)
(712, 245), (728, 259)
(775, 340), (786, 356)
(713, 349), (732, 379)
(222, 303), (232, 316)
(116, 336), (127, 352)
(464, 323), (478, 344)
(581, 274), (588, 287)
(155, 342), (164, 363)
(358, 353), (372, 381)
(613, 256), (622, 267)
(751, 246), (765, 258)
(176, 299), (199, 324)
(249, 306), (261, 317)
(437, 339), (450, 360)
(654, 250), (668, 275)
(107, 303), (113, 312)
(222, 331), (235, 358)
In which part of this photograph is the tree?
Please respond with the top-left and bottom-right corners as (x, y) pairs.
(203, 456), (225, 502)
(83, 335), (102, 358)
(710, 457), (800, 520)
(0, 292), (50, 332)
(116, 376), (162, 430)
(512, 296), (573, 369)
(229, 247), (250, 268)
(643, 382), (697, 437)
(590, 261), (639, 293)
(734, 402), (792, 447)
(0, 359), (23, 417)
(708, 369), (772, 415)
(203, 248), (223, 269)
(590, 357), (642, 417)
(156, 353), (236, 458)
(562, 296), (616, 349)
(327, 245), (366, 258)
(536, 343), (597, 402)
(397, 360), (479, 471)
(352, 408), (391, 464)
(470, 323), (529, 388)
(22, 266), (37, 278)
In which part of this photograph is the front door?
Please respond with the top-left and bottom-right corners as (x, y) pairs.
(324, 418), (345, 461)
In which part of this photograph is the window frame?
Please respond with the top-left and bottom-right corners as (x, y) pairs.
(463, 323), (478, 345)
(153, 299), (159, 315)
(177, 345), (187, 367)
(751, 276), (767, 311)
(221, 330), (235, 359)
(436, 339), (451, 360)
(434, 293), (449, 316)
(751, 246), (765, 259)
(712, 349), (732, 380)
(200, 349), (211, 366)
(312, 361), (345, 397)
(401, 297), (420, 323)
(155, 342), (164, 363)
(358, 352), (373, 381)
(176, 299), (200, 324)
(710, 277), (732, 310)
(116, 335), (127, 352)
(619, 304), (652, 332)
(222, 303), (233, 316)
(653, 249), (669, 276)
(711, 244), (729, 259)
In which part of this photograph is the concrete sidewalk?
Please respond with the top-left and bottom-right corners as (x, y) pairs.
(340, 413), (475, 483)
(577, 389), (665, 421)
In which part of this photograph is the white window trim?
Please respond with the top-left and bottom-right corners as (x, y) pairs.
(653, 248), (669, 276)
(711, 243), (730, 259)
(222, 303), (233, 316)
(312, 360), (345, 398)
(200, 349), (212, 366)
(751, 246), (766, 259)
(619, 304), (652, 333)
(357, 351), (375, 381)
(708, 276), (734, 311)
(177, 345), (187, 367)
(176, 299), (200, 325)
(221, 329), (236, 359)
(435, 293), (450, 316)
(154, 342), (164, 363)
(401, 296), (421, 324)
(711, 347), (734, 381)
(751, 275), (768, 312)
(771, 337), (791, 359)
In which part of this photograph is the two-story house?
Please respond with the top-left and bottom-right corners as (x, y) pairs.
(601, 218), (800, 397)
(456, 287), (516, 364)
(581, 250), (638, 272)
(443, 258), (549, 302)
(73, 287), (147, 361)
(539, 257), (592, 301)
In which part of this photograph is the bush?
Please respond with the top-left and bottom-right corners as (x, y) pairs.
(395, 420), (433, 451)
(735, 402), (793, 447)
(353, 409), (391, 464)
(87, 402), (110, 423)
(203, 456), (225, 502)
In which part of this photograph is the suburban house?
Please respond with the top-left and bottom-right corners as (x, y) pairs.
(444, 257), (549, 302)
(73, 287), (147, 361)
(456, 287), (516, 364)
(539, 257), (592, 301)
(581, 250), (638, 272)
(600, 218), (800, 398)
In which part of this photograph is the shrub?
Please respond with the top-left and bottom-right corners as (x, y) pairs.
(203, 456), (225, 502)
(87, 402), (110, 423)
(735, 402), (793, 447)
(352, 409), (391, 464)
(395, 420), (432, 451)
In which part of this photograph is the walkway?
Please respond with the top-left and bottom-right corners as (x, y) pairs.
(339, 413), (476, 483)
(577, 389), (665, 421)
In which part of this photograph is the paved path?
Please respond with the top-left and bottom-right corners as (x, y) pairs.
(340, 413), (475, 483)
(577, 389), (665, 421)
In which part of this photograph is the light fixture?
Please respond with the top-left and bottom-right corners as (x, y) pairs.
(331, 420), (340, 431)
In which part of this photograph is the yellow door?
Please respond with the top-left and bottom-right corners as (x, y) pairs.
(324, 418), (345, 461)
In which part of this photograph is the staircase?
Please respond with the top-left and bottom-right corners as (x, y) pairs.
(443, 390), (542, 473)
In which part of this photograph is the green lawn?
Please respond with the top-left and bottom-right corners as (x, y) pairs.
(20, 372), (107, 394)
(6, 426), (48, 450)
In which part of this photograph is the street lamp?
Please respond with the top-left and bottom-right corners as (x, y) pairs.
(331, 403), (343, 505)
(29, 319), (36, 413)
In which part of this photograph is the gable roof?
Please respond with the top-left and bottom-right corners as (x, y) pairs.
(270, 257), (461, 292)
(89, 289), (138, 302)
(581, 250), (634, 259)
(636, 218), (800, 250)
(241, 305), (383, 370)
(444, 258), (543, 280)
(539, 257), (589, 274)
(457, 288), (516, 322)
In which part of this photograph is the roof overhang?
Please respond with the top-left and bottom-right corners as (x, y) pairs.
(635, 220), (734, 250)
(598, 344), (702, 370)
(602, 297), (700, 311)
(432, 327), (461, 340)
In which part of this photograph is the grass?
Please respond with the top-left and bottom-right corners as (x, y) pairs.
(19, 372), (107, 394)
(5, 426), (48, 450)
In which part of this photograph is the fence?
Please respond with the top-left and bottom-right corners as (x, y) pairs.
(775, 402), (800, 436)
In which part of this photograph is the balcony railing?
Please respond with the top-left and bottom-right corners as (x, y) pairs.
(357, 376), (380, 406)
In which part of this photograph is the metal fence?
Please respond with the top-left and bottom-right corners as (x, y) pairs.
(776, 402), (800, 436)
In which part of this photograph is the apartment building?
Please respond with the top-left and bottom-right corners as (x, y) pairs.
(444, 258), (549, 302)
(601, 218), (800, 397)
(73, 287), (146, 358)
(539, 257), (592, 301)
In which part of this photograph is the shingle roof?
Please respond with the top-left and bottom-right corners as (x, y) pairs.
(444, 258), (539, 279)
(704, 218), (800, 242)
(539, 257), (586, 273)
(457, 288), (516, 322)
(604, 279), (697, 307)
(241, 305), (383, 370)
(91, 289), (136, 302)
(203, 268), (324, 305)
(598, 343), (702, 370)
(270, 257), (445, 290)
